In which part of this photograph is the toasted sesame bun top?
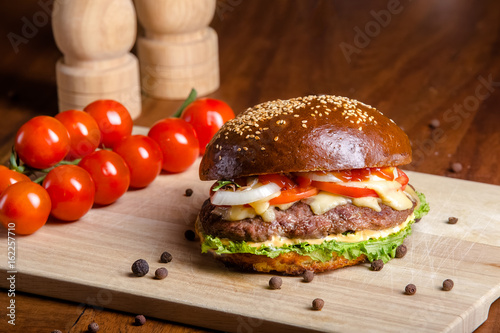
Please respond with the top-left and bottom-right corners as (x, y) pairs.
(199, 95), (411, 180)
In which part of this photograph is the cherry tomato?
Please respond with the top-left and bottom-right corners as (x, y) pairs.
(84, 100), (133, 148)
(55, 110), (101, 160)
(113, 135), (163, 188)
(148, 118), (199, 173)
(310, 181), (378, 198)
(78, 150), (130, 205)
(180, 98), (235, 155)
(0, 165), (30, 195)
(0, 181), (51, 235)
(15, 116), (70, 169)
(42, 165), (95, 221)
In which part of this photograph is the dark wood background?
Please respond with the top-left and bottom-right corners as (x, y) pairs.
(0, 0), (498, 332)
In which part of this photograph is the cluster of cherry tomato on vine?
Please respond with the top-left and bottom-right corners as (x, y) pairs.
(0, 91), (234, 235)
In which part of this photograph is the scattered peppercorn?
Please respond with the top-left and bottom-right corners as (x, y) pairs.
(184, 229), (196, 241)
(185, 188), (193, 197)
(135, 314), (147, 326)
(303, 270), (314, 282)
(448, 217), (458, 224)
(88, 322), (100, 332)
(451, 162), (463, 173)
(371, 259), (384, 271)
(442, 279), (454, 291)
(405, 284), (417, 295)
(312, 298), (324, 311)
(429, 118), (440, 129)
(395, 244), (407, 258)
(160, 251), (173, 263)
(155, 267), (168, 280)
(131, 259), (149, 277)
(269, 276), (282, 290)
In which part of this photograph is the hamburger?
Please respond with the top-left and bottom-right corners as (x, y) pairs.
(196, 95), (429, 275)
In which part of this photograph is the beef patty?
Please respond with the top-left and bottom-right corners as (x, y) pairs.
(199, 199), (416, 242)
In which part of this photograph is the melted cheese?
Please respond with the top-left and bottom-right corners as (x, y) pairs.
(216, 181), (415, 222)
(303, 191), (351, 215)
(342, 180), (413, 210)
(246, 214), (413, 248)
(352, 196), (382, 212)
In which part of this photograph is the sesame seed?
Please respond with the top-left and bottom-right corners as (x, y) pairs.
(302, 124), (307, 128)
(261, 147), (266, 150)
(237, 148), (241, 152)
(219, 156), (222, 160)
(274, 136), (279, 141)
(243, 147), (248, 151)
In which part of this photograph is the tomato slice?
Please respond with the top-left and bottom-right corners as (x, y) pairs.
(395, 168), (409, 189)
(311, 181), (378, 198)
(269, 187), (319, 205)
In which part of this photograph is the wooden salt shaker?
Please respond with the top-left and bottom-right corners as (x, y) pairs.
(52, 0), (141, 119)
(134, 0), (220, 99)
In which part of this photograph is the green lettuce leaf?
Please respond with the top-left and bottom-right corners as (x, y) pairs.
(201, 191), (430, 263)
(414, 191), (430, 221)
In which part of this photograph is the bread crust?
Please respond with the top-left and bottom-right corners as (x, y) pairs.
(195, 217), (367, 275)
(207, 250), (367, 275)
(200, 95), (411, 180)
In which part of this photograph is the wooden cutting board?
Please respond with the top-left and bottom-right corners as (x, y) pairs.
(1, 129), (499, 332)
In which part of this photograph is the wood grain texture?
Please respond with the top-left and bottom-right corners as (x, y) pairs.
(0, 155), (499, 332)
(52, 0), (142, 118)
(0, 0), (499, 331)
(135, 0), (219, 99)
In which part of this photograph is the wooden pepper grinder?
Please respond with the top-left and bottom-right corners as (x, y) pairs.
(134, 0), (219, 99)
(52, 0), (141, 119)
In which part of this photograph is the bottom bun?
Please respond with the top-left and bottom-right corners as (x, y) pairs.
(205, 249), (367, 275)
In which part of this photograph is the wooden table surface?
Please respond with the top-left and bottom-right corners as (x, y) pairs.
(0, 0), (499, 332)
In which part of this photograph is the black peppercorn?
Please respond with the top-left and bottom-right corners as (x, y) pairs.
(395, 244), (407, 258)
(303, 270), (314, 282)
(88, 322), (99, 332)
(269, 276), (282, 290)
(371, 259), (384, 271)
(135, 314), (147, 326)
(405, 284), (417, 295)
(451, 162), (463, 173)
(185, 188), (193, 197)
(131, 259), (149, 277)
(160, 251), (173, 263)
(184, 229), (196, 241)
(429, 118), (440, 129)
(155, 267), (168, 280)
(448, 217), (458, 224)
(312, 298), (324, 311)
(442, 279), (454, 291)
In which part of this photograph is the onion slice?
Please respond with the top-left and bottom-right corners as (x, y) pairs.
(300, 172), (343, 183)
(211, 183), (281, 206)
